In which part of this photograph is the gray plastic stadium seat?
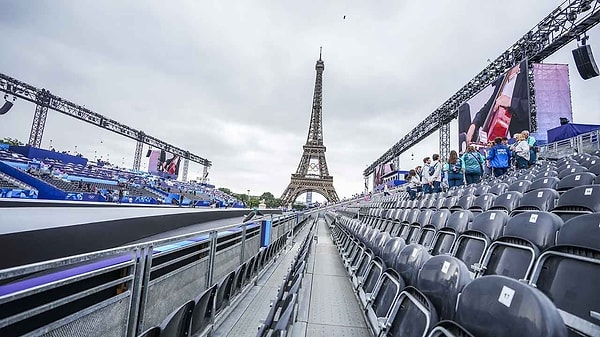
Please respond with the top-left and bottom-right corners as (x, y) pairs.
(508, 180), (532, 193)
(417, 209), (451, 248)
(430, 210), (473, 256)
(556, 172), (596, 192)
(511, 188), (559, 215)
(450, 195), (475, 212)
(489, 191), (522, 213)
(385, 286), (439, 337)
(588, 162), (600, 175)
(558, 166), (588, 179)
(160, 300), (195, 337)
(533, 170), (558, 180)
(373, 232), (392, 257)
(527, 176), (560, 192)
(215, 271), (235, 313)
(452, 211), (509, 275)
(529, 213), (600, 337)
(477, 211), (563, 280)
(365, 269), (406, 336)
(393, 243), (431, 287)
(552, 185), (600, 221)
(191, 285), (217, 336)
(417, 255), (473, 320)
(381, 237), (407, 268)
(473, 185), (490, 196)
(468, 193), (497, 214)
(406, 209), (435, 242)
(488, 182), (509, 196)
(358, 257), (386, 307)
(352, 249), (375, 289)
(451, 276), (567, 337)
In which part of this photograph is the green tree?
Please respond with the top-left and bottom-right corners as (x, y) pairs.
(0, 137), (24, 146)
(218, 187), (232, 195)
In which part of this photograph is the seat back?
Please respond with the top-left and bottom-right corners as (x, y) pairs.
(488, 182), (509, 196)
(440, 196), (459, 209)
(556, 172), (596, 192)
(191, 285), (217, 335)
(362, 257), (386, 293)
(382, 237), (407, 267)
(418, 210), (451, 247)
(512, 188), (559, 214)
(215, 271), (235, 312)
(368, 269), (406, 320)
(417, 256), (472, 320)
(451, 195), (475, 210)
(558, 166), (588, 179)
(160, 300), (195, 337)
(508, 180), (531, 193)
(489, 191), (522, 213)
(385, 287), (439, 337)
(455, 276), (567, 337)
(528, 176), (559, 192)
(552, 185), (600, 221)
(533, 170), (558, 180)
(530, 213), (600, 337)
(393, 244), (431, 287)
(481, 211), (562, 280)
(430, 210), (472, 256)
(468, 193), (496, 213)
(373, 232), (392, 257)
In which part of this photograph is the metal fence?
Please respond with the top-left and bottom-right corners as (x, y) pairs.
(0, 212), (306, 337)
(538, 129), (600, 160)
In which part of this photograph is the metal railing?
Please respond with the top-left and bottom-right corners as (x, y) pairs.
(538, 129), (600, 160)
(0, 212), (306, 337)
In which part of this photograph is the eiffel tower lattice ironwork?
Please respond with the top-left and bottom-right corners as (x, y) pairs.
(281, 49), (339, 205)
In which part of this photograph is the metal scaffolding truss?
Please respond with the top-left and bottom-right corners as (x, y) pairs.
(0, 73), (211, 168)
(365, 0), (600, 177)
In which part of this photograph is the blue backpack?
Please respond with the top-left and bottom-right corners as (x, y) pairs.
(450, 161), (462, 174)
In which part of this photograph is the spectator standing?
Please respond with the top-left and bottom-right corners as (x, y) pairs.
(487, 137), (511, 177)
(511, 133), (530, 169)
(429, 154), (443, 193)
(421, 157), (432, 194)
(445, 150), (464, 188)
(461, 145), (485, 185)
(522, 130), (537, 167)
(405, 169), (421, 200)
(383, 183), (390, 196)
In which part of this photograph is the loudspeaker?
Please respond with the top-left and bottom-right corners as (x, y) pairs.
(146, 149), (152, 157)
(572, 44), (599, 80)
(0, 101), (13, 115)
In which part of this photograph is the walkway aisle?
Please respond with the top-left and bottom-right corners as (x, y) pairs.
(293, 218), (370, 337)
(212, 221), (313, 337)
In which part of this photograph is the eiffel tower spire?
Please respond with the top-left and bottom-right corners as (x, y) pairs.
(280, 49), (339, 205)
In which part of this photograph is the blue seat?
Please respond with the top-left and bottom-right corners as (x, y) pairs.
(365, 269), (406, 336)
(477, 211), (563, 280)
(417, 209), (451, 248)
(529, 213), (600, 337)
(552, 185), (600, 221)
(452, 211), (509, 275)
(430, 210), (473, 256)
(393, 244), (431, 287)
(449, 276), (567, 337)
(417, 255), (473, 320)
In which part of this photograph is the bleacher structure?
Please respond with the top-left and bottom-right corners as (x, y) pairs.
(328, 151), (600, 337)
(0, 213), (307, 337)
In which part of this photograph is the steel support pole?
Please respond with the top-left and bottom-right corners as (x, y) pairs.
(133, 140), (143, 171)
(181, 158), (189, 182)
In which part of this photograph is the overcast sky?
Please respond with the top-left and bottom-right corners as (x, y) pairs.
(1, 1), (599, 201)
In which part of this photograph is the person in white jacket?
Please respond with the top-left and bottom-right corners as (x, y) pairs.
(421, 157), (432, 194)
(511, 133), (530, 169)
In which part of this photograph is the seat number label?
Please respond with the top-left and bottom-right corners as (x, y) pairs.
(498, 286), (515, 308)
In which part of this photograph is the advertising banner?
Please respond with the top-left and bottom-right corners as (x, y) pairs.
(148, 149), (181, 179)
(533, 63), (573, 143)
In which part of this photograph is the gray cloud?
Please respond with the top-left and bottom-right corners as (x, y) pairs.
(1, 0), (599, 200)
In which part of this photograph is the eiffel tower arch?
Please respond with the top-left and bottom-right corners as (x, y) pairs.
(281, 49), (339, 205)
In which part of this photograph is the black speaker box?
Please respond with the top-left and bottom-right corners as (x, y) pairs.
(0, 101), (13, 115)
(572, 44), (599, 80)
(146, 149), (152, 157)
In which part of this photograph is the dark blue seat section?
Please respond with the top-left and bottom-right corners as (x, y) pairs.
(430, 210), (472, 256)
(511, 188), (559, 215)
(452, 211), (509, 274)
(393, 244), (431, 287)
(452, 276), (567, 337)
(160, 300), (195, 337)
(0, 254), (131, 297)
(382, 237), (406, 268)
(478, 211), (563, 280)
(417, 255), (472, 320)
(417, 209), (451, 248)
(556, 172), (596, 192)
(489, 191), (522, 213)
(530, 213), (600, 337)
(551, 185), (600, 221)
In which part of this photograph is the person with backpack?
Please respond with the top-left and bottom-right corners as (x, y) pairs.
(421, 157), (432, 194)
(405, 169), (421, 200)
(487, 137), (511, 177)
(428, 154), (443, 193)
(445, 150), (464, 188)
(461, 145), (485, 185)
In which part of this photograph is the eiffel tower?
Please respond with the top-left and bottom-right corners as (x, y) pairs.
(281, 49), (339, 205)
